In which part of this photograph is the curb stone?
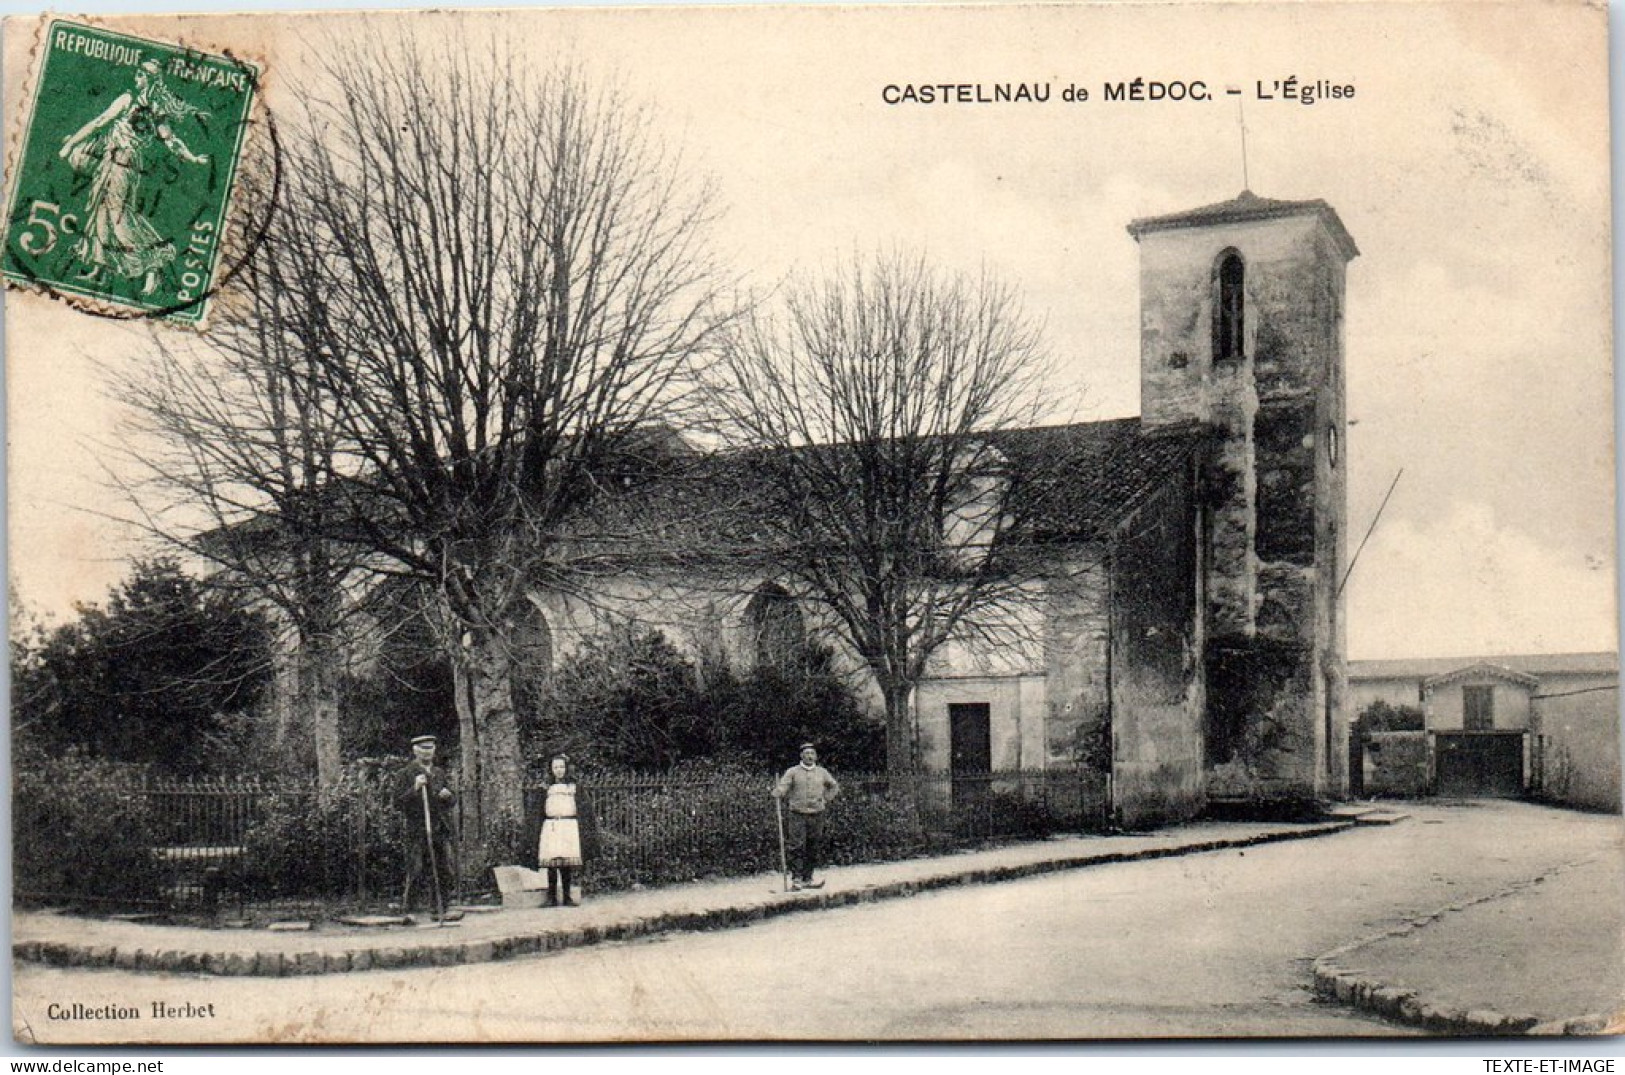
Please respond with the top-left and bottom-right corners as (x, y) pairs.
(16, 820), (1354, 978)
(1312, 858), (1607, 1036)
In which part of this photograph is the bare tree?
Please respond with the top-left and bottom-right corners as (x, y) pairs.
(199, 36), (726, 845)
(114, 160), (366, 787)
(708, 255), (1057, 776)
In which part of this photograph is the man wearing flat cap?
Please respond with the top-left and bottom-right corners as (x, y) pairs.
(772, 743), (840, 889)
(393, 734), (456, 916)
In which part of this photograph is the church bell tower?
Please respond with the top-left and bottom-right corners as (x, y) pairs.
(1128, 191), (1358, 803)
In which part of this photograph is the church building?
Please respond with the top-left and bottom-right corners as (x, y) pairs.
(526, 191), (1359, 827)
(916, 191), (1356, 824)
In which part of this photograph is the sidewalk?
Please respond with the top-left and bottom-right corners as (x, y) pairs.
(1313, 851), (1625, 1036)
(15, 815), (1360, 978)
(18, 806), (1615, 1036)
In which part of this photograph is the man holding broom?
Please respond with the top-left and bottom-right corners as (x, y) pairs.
(772, 743), (840, 890)
(393, 734), (457, 921)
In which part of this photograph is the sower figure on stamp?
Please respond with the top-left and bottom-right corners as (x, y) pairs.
(57, 58), (210, 296)
(393, 734), (456, 919)
(537, 755), (596, 906)
(772, 743), (840, 890)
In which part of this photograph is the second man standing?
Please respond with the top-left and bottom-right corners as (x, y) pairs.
(772, 743), (840, 890)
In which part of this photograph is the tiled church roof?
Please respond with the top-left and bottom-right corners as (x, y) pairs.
(200, 416), (1212, 573)
(992, 418), (1208, 540)
(566, 416), (1210, 567)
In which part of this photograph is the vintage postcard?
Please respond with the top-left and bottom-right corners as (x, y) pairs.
(6, 1), (1619, 1046)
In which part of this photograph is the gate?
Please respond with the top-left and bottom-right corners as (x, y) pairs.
(1434, 732), (1525, 797)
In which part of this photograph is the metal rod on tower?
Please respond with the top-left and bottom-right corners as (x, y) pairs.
(1339, 468), (1404, 596)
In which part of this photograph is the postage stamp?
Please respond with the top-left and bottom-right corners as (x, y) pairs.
(3, 20), (259, 324)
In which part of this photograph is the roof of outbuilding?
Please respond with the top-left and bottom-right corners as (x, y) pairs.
(1422, 662), (1541, 691)
(1350, 653), (1619, 681)
(1127, 189), (1360, 261)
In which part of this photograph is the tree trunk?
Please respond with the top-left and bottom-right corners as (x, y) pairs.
(273, 631), (344, 787)
(883, 679), (916, 778)
(305, 637), (342, 787)
(274, 628), (335, 783)
(299, 557), (345, 788)
(469, 627), (524, 837)
(270, 640), (307, 776)
(452, 660), (481, 858)
(878, 677), (924, 833)
(450, 628), (525, 870)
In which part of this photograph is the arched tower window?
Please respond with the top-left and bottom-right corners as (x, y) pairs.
(1213, 250), (1245, 361)
(745, 583), (805, 671)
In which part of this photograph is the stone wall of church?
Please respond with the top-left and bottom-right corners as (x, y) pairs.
(1041, 547), (1111, 769)
(1109, 477), (1207, 826)
(526, 572), (746, 667)
(542, 562), (1119, 780)
(914, 675), (1049, 772)
(526, 569), (883, 723)
(914, 576), (1051, 771)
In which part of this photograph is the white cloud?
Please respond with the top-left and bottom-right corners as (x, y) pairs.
(1347, 499), (1618, 660)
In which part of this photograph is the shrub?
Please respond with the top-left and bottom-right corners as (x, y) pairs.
(566, 760), (937, 891)
(976, 788), (1064, 839)
(237, 767), (407, 900)
(233, 762), (511, 903)
(528, 627), (883, 774)
(583, 758), (779, 889)
(823, 780), (930, 863)
(465, 780), (532, 890)
(338, 608), (458, 761)
(532, 626), (714, 772)
(1358, 699), (1426, 733)
(561, 763), (1103, 893)
(12, 748), (166, 908)
(703, 643), (886, 770)
(13, 560), (271, 773)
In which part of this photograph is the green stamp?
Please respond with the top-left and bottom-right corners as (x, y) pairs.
(4, 21), (260, 324)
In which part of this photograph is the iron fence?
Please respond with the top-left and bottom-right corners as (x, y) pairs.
(15, 764), (1109, 914)
(569, 768), (1109, 889)
(143, 775), (270, 911)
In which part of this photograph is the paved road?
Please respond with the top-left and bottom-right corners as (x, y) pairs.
(14, 801), (1620, 1043)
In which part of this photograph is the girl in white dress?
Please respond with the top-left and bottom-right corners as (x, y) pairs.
(537, 755), (584, 906)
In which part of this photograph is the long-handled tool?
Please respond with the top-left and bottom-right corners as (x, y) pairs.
(773, 794), (792, 893)
(421, 781), (447, 926)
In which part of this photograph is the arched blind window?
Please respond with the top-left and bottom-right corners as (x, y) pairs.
(746, 584), (805, 671)
(512, 598), (553, 672)
(1214, 251), (1245, 361)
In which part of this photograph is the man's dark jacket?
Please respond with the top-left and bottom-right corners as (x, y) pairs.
(392, 759), (455, 837)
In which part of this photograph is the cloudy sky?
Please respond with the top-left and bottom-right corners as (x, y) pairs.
(4, 1), (1615, 661)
